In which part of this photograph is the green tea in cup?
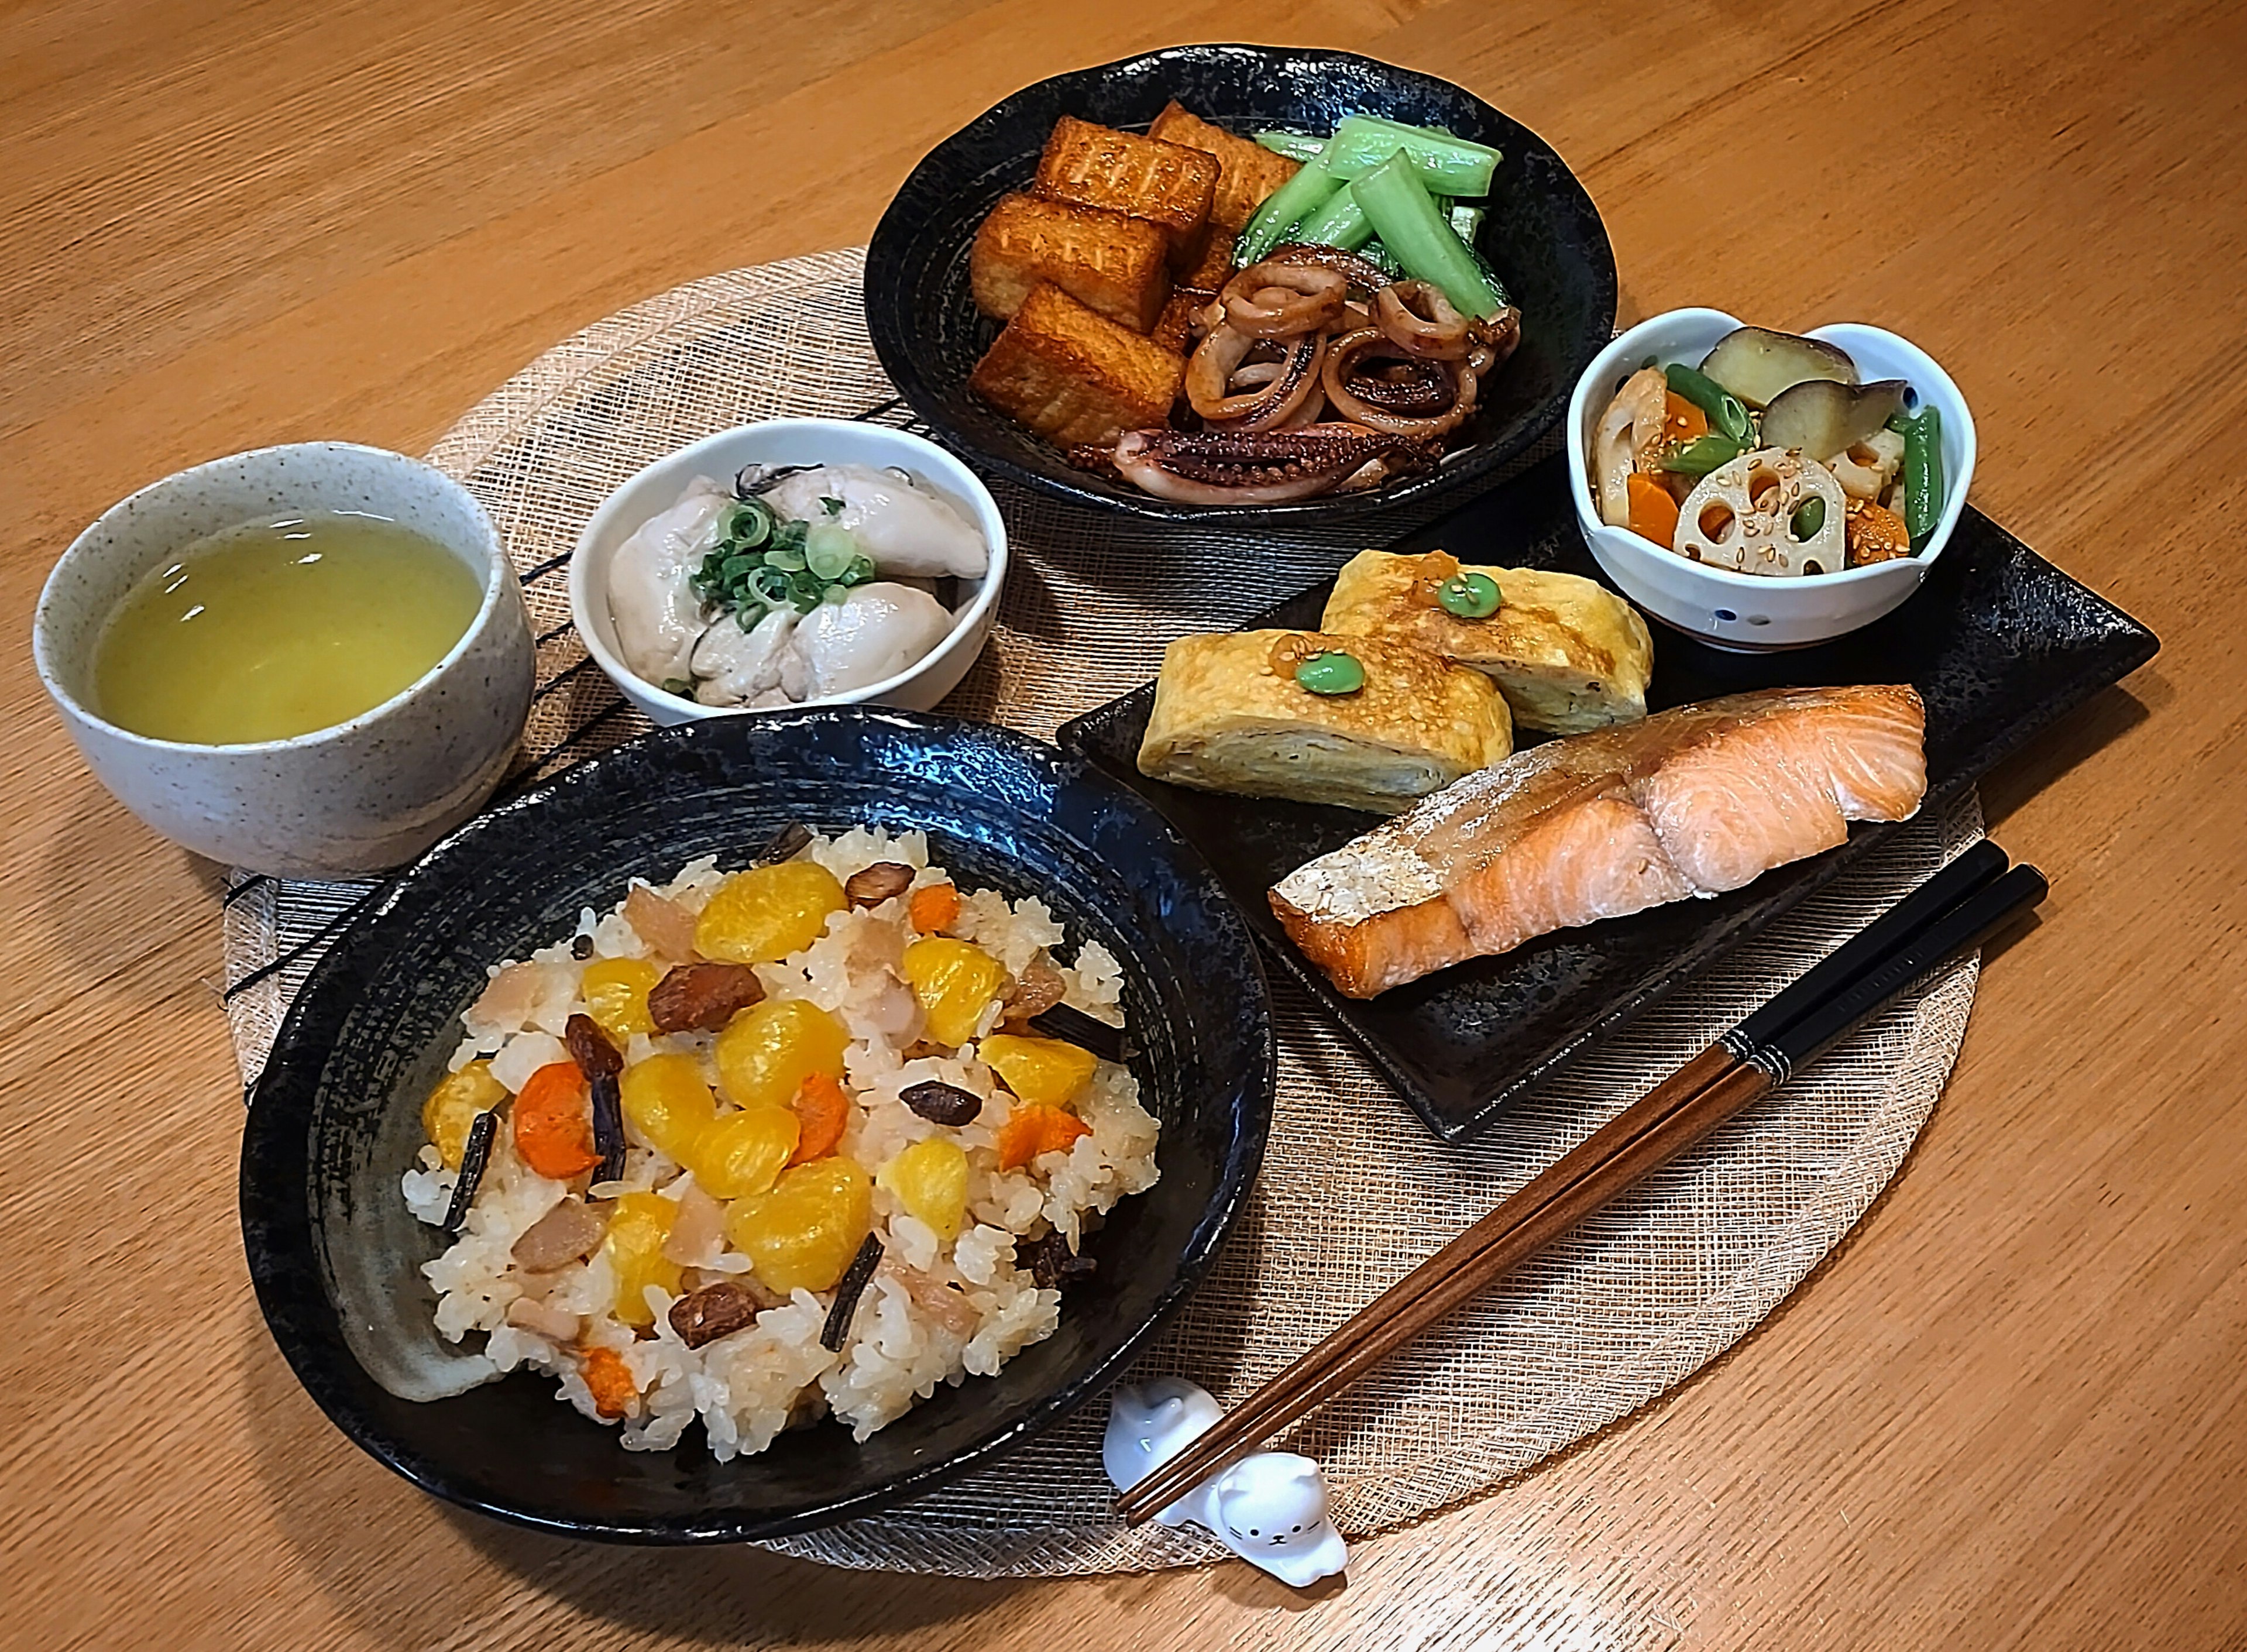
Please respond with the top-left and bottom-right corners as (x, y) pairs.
(92, 511), (483, 744)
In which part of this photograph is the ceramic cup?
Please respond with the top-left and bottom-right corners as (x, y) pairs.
(33, 442), (536, 879)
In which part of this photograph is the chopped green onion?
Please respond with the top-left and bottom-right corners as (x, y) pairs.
(661, 678), (695, 698)
(1253, 129), (1327, 162)
(805, 523), (858, 581)
(843, 555), (876, 585)
(727, 499), (772, 548)
(1349, 154), (1510, 320)
(1321, 114), (1500, 197)
(765, 544), (806, 572)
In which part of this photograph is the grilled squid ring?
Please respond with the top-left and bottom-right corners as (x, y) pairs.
(1321, 326), (1480, 438)
(1187, 327), (1329, 430)
(1373, 280), (1472, 360)
(1220, 261), (1349, 338)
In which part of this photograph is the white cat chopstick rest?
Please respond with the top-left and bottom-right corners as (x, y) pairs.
(1104, 1378), (1348, 1588)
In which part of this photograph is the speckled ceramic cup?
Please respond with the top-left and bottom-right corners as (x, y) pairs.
(33, 442), (536, 879)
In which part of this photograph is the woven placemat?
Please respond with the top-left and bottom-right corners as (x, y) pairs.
(219, 249), (1983, 1577)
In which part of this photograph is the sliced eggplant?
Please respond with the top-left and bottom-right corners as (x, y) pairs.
(1699, 326), (1858, 409)
(1759, 377), (1909, 462)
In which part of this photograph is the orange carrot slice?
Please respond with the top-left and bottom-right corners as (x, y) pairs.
(908, 882), (960, 933)
(1626, 472), (1680, 546)
(1663, 390), (1709, 446)
(995, 1103), (1093, 1172)
(580, 1346), (637, 1418)
(513, 1061), (602, 1180)
(788, 1070), (851, 1165)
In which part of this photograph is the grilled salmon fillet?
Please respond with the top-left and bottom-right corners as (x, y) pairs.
(1269, 684), (1928, 998)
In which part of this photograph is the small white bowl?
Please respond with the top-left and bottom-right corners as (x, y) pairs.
(33, 442), (535, 879)
(570, 418), (1008, 726)
(1565, 307), (1976, 651)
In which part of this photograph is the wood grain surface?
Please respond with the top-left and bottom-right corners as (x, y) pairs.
(5, 1), (2241, 1646)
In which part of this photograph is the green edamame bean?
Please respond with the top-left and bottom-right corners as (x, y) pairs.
(1901, 407), (1944, 544)
(1664, 363), (1755, 445)
(1435, 572), (1502, 619)
(1294, 651), (1366, 696)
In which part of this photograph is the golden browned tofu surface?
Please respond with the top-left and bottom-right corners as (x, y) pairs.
(1150, 287), (1209, 355)
(1319, 550), (1656, 735)
(970, 193), (1170, 333)
(1148, 99), (1303, 233)
(967, 280), (1184, 447)
(1034, 115), (1217, 270)
(1177, 224), (1238, 294)
(1137, 630), (1513, 815)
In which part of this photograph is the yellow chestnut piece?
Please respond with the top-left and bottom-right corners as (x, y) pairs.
(901, 937), (1010, 1047)
(602, 1190), (682, 1326)
(713, 998), (850, 1112)
(724, 1157), (874, 1296)
(420, 1061), (507, 1169)
(877, 1137), (970, 1242)
(617, 1053), (717, 1161)
(695, 861), (847, 965)
(685, 1103), (799, 1198)
(580, 956), (662, 1042)
(977, 1033), (1099, 1110)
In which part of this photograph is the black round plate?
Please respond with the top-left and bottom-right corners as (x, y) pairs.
(865, 42), (1617, 524)
(240, 708), (1273, 1543)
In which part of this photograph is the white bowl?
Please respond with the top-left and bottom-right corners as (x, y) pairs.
(570, 418), (1008, 725)
(33, 442), (536, 879)
(1565, 307), (1976, 650)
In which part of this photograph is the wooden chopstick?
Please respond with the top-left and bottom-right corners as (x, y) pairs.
(1114, 845), (2035, 1526)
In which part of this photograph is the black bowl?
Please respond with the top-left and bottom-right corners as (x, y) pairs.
(240, 708), (1274, 1543)
(865, 42), (1617, 524)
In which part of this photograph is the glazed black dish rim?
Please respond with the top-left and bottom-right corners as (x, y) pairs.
(864, 40), (1618, 523)
(239, 706), (1276, 1543)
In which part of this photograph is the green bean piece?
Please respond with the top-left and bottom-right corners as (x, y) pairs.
(1791, 497), (1827, 540)
(1902, 407), (1944, 545)
(1664, 363), (1755, 446)
(1435, 571), (1502, 619)
(1294, 651), (1366, 696)
(1659, 435), (1747, 476)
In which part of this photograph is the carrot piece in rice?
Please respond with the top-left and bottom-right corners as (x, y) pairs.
(789, 1071), (851, 1165)
(995, 1102), (1092, 1172)
(908, 882), (960, 933)
(580, 1346), (637, 1418)
(514, 1062), (602, 1180)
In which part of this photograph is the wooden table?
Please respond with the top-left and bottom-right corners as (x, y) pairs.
(6, 1), (2239, 1645)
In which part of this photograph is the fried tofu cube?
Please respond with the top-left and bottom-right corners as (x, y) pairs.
(1033, 115), (1217, 272)
(1179, 225), (1238, 294)
(968, 281), (1184, 448)
(970, 193), (1171, 333)
(1152, 288), (1210, 356)
(1148, 100), (1303, 233)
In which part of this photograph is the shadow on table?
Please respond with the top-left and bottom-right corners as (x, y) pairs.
(238, 1297), (1020, 1644)
(1980, 674), (2163, 834)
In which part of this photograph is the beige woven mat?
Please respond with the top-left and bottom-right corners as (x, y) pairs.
(218, 249), (1983, 1577)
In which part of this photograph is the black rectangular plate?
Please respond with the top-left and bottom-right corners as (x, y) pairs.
(1056, 451), (2159, 1143)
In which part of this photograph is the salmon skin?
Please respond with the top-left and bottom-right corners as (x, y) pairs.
(1268, 684), (1928, 999)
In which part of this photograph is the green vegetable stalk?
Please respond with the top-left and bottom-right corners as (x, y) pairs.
(1253, 130), (1327, 162)
(1349, 153), (1510, 320)
(1321, 114), (1500, 196)
(1235, 148), (1342, 266)
(1292, 183), (1375, 253)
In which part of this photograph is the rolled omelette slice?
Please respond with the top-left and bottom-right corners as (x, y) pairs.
(1318, 549), (1654, 734)
(1136, 630), (1513, 815)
